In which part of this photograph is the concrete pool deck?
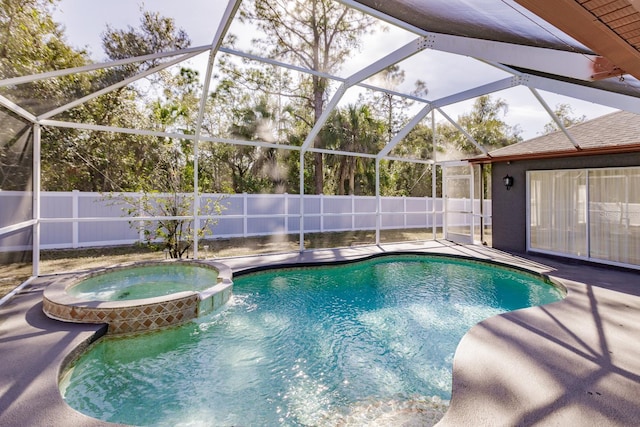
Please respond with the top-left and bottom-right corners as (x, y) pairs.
(1, 241), (639, 426)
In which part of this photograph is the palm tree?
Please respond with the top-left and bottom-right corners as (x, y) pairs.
(323, 105), (384, 195)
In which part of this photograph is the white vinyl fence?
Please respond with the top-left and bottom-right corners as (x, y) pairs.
(1, 191), (490, 250)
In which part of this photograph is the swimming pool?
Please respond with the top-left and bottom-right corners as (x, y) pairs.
(61, 254), (564, 426)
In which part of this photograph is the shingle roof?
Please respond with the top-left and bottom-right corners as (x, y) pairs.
(474, 110), (640, 162)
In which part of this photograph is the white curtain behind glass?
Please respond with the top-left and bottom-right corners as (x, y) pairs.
(529, 170), (587, 257)
(589, 167), (640, 265)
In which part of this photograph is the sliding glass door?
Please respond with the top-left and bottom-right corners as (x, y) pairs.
(528, 170), (587, 257)
(528, 167), (640, 267)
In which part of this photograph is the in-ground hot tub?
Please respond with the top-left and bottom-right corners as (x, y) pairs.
(43, 260), (233, 335)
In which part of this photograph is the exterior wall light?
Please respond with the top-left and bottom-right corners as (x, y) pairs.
(503, 174), (514, 190)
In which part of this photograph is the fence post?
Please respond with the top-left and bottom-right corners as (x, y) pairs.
(243, 192), (248, 238)
(426, 197), (430, 229)
(403, 196), (407, 229)
(72, 190), (79, 248)
(351, 194), (356, 231)
(320, 194), (324, 233)
(138, 193), (144, 244)
(284, 193), (288, 234)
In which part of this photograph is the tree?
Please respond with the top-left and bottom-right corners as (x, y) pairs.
(322, 104), (384, 195)
(41, 91), (157, 192)
(0, 109), (33, 191)
(199, 73), (245, 193)
(149, 68), (200, 133)
(107, 148), (225, 259)
(0, 0), (87, 80)
(542, 103), (587, 134)
(219, 97), (277, 193)
(0, 3), (194, 192)
(0, 0), (91, 116)
(240, 0), (377, 194)
(0, 0), (116, 191)
(449, 95), (522, 155)
(433, 96), (521, 198)
(382, 122), (441, 197)
(106, 93), (224, 259)
(121, 108), (202, 258)
(364, 65), (428, 143)
(40, 9), (195, 192)
(0, 0), (94, 119)
(201, 65), (285, 194)
(101, 9), (190, 82)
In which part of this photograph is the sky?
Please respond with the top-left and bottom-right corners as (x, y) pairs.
(52, 0), (616, 140)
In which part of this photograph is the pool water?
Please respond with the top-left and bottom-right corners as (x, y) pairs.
(67, 264), (219, 301)
(61, 255), (563, 426)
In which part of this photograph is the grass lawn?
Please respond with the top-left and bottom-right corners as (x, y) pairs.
(0, 229), (442, 299)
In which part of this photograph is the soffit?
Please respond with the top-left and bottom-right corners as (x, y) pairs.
(514, 0), (640, 81)
(352, 0), (640, 95)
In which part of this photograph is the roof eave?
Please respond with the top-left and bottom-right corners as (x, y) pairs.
(468, 143), (640, 164)
(514, 0), (640, 81)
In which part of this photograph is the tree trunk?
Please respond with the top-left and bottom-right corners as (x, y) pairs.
(348, 161), (356, 195)
(313, 74), (325, 195)
(347, 157), (357, 195)
(314, 151), (323, 195)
